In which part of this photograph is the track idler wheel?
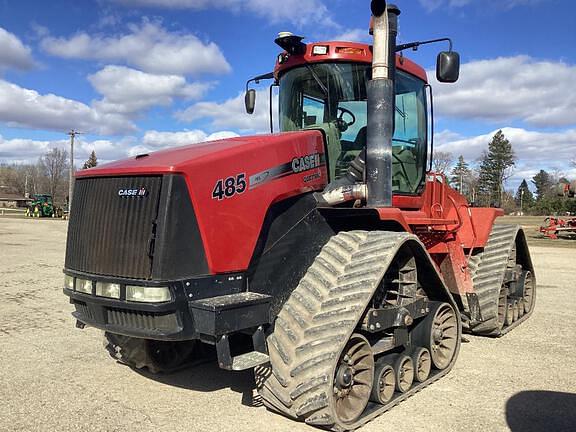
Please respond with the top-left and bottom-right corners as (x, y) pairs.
(370, 361), (396, 404)
(523, 271), (535, 314)
(411, 347), (432, 383)
(333, 334), (374, 424)
(413, 302), (459, 370)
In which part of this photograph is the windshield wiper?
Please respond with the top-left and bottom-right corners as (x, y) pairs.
(305, 64), (329, 97)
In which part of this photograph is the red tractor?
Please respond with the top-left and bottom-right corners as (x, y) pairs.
(63, 1), (535, 430)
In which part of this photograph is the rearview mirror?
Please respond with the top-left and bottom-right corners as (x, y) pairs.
(436, 51), (460, 83)
(245, 89), (256, 114)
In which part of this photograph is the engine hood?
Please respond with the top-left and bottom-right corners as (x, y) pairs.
(76, 131), (320, 178)
(73, 130), (328, 273)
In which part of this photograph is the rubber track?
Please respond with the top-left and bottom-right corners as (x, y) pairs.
(469, 224), (535, 337)
(104, 333), (204, 374)
(255, 231), (461, 431)
(104, 332), (159, 372)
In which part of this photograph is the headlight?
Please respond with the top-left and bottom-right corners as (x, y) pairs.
(126, 285), (171, 303)
(64, 275), (74, 291)
(96, 282), (121, 299)
(76, 278), (93, 294)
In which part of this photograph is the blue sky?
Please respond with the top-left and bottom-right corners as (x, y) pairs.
(0, 0), (574, 189)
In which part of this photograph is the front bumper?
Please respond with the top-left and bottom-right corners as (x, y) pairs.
(63, 270), (265, 341)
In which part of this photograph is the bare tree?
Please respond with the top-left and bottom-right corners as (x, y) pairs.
(432, 151), (454, 175)
(0, 164), (42, 197)
(39, 148), (69, 203)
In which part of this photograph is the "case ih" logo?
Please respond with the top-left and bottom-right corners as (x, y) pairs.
(118, 188), (148, 197)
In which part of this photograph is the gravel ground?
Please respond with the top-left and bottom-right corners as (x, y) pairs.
(1, 218), (575, 432)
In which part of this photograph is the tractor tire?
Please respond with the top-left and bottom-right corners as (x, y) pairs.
(104, 332), (198, 374)
(470, 224), (536, 337)
(255, 231), (461, 431)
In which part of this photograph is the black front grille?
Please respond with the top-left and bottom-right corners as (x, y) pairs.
(107, 308), (180, 332)
(65, 176), (162, 279)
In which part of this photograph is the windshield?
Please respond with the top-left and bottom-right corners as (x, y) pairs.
(279, 63), (428, 194)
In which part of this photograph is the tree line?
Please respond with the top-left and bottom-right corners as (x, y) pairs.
(433, 130), (575, 216)
(0, 149), (98, 205)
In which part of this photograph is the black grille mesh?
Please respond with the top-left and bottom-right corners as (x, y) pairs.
(65, 176), (162, 279)
(107, 308), (179, 332)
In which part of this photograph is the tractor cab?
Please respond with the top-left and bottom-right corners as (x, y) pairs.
(246, 39), (435, 198)
(277, 57), (427, 195)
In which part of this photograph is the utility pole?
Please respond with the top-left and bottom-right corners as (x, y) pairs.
(520, 188), (525, 216)
(67, 130), (82, 210)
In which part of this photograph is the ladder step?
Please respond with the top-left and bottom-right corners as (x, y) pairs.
(231, 351), (270, 371)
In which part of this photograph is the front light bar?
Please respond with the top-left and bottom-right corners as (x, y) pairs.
(64, 276), (171, 303)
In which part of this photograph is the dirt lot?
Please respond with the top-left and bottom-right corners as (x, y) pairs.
(1, 218), (575, 432)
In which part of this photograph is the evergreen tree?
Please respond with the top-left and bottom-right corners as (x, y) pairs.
(531, 169), (552, 201)
(82, 150), (98, 169)
(514, 179), (534, 210)
(477, 130), (515, 207)
(450, 155), (471, 195)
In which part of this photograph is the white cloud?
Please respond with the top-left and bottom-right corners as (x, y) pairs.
(0, 79), (134, 135)
(0, 128), (241, 166)
(142, 129), (238, 148)
(40, 20), (231, 75)
(0, 27), (35, 70)
(419, 0), (542, 11)
(436, 127), (576, 183)
(176, 88), (277, 133)
(0, 135), (136, 165)
(331, 28), (370, 43)
(112, 0), (334, 27)
(431, 56), (576, 128)
(88, 65), (213, 115)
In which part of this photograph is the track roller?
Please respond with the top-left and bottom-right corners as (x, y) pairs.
(370, 361), (396, 404)
(411, 347), (432, 383)
(512, 300), (519, 322)
(394, 354), (414, 393)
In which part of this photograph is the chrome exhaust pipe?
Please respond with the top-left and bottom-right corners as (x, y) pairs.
(366, 1), (400, 207)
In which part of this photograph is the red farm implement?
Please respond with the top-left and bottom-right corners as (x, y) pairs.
(539, 216), (576, 239)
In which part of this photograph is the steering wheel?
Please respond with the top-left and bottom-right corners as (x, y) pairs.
(334, 106), (356, 132)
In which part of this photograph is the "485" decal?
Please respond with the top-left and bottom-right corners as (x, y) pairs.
(212, 173), (247, 200)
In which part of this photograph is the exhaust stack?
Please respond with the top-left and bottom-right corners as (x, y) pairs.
(366, 1), (400, 207)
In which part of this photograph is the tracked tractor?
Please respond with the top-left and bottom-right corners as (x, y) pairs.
(62, 1), (536, 430)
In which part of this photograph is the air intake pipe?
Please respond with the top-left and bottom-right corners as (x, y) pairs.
(366, 0), (400, 207)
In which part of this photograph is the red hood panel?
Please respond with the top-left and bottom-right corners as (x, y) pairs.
(77, 131), (328, 274)
(77, 132), (318, 178)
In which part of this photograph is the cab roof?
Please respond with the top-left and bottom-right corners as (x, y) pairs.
(274, 41), (427, 83)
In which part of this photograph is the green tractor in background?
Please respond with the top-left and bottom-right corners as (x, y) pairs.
(25, 194), (57, 218)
